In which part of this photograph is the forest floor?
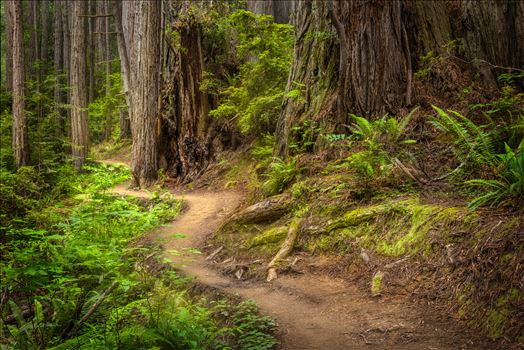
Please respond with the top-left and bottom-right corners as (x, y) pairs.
(106, 164), (499, 350)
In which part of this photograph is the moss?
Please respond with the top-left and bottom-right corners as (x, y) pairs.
(308, 198), (476, 257)
(247, 226), (288, 249)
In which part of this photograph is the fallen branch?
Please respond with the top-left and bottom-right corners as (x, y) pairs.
(68, 281), (118, 337)
(393, 158), (427, 184)
(206, 246), (224, 261)
(266, 219), (302, 282)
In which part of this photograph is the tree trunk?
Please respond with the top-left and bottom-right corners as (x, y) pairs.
(112, 0), (132, 139)
(276, 0), (523, 158)
(87, 0), (95, 103)
(460, 1), (524, 84)
(53, 0), (66, 134)
(9, 0), (30, 168)
(4, 3), (13, 92)
(40, 0), (49, 73)
(70, 0), (89, 172)
(247, 0), (293, 23)
(62, 1), (71, 135)
(103, 0), (113, 140)
(129, 0), (160, 187)
(159, 7), (211, 182)
(119, 110), (131, 139)
(275, 0), (337, 157)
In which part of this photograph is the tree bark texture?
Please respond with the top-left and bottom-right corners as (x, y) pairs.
(62, 1), (71, 131)
(276, 0), (524, 157)
(53, 0), (66, 133)
(159, 5), (212, 182)
(4, 3), (13, 92)
(112, 0), (132, 139)
(129, 0), (161, 187)
(40, 0), (49, 73)
(247, 0), (293, 24)
(275, 0), (337, 157)
(70, 0), (89, 171)
(9, 0), (30, 168)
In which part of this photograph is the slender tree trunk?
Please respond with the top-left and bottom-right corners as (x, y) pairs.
(4, 3), (13, 92)
(112, 0), (132, 139)
(70, 0), (89, 172)
(62, 1), (71, 135)
(40, 0), (49, 74)
(119, 110), (131, 139)
(103, 0), (113, 140)
(53, 0), (65, 133)
(87, 0), (95, 103)
(130, 0), (160, 187)
(9, 0), (30, 168)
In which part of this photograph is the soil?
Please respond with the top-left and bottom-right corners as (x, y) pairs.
(108, 179), (501, 350)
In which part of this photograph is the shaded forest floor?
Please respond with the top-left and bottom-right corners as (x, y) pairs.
(106, 161), (502, 350)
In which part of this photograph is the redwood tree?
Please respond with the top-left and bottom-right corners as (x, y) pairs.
(129, 0), (161, 187)
(70, 0), (89, 171)
(275, 0), (524, 157)
(8, 0), (30, 168)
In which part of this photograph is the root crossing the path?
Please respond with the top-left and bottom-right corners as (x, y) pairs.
(110, 181), (497, 350)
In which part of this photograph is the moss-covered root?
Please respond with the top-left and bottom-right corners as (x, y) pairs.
(267, 218), (302, 282)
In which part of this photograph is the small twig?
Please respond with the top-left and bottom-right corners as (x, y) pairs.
(206, 246), (224, 261)
(431, 162), (466, 182)
(393, 158), (427, 184)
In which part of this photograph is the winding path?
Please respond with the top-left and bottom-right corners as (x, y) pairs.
(110, 180), (496, 350)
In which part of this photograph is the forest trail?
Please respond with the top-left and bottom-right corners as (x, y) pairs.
(109, 179), (493, 350)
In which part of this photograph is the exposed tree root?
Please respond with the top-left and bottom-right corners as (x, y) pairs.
(266, 218), (303, 282)
(222, 194), (293, 228)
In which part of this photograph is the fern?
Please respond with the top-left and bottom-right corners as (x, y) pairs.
(467, 141), (524, 209)
(430, 106), (496, 168)
(262, 157), (298, 196)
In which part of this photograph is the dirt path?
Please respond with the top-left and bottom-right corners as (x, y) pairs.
(110, 182), (495, 350)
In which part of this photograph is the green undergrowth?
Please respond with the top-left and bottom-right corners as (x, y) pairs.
(1, 163), (277, 349)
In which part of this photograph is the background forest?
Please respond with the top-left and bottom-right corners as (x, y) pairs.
(0, 0), (523, 349)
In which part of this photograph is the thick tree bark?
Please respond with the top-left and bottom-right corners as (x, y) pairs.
(70, 1), (89, 172)
(159, 4), (212, 182)
(275, 0), (337, 157)
(9, 0), (30, 168)
(129, 0), (161, 187)
(276, 0), (523, 158)
(247, 0), (293, 23)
